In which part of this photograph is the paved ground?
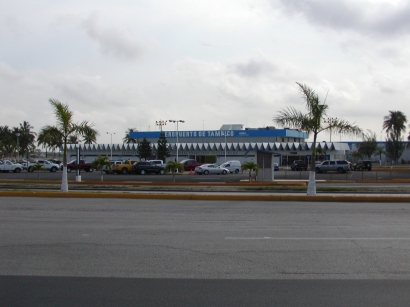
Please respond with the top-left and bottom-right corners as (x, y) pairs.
(2, 197), (410, 305)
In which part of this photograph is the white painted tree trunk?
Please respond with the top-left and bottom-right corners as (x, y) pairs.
(61, 166), (69, 192)
(307, 171), (316, 196)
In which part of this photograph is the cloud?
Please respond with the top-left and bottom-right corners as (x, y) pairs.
(81, 15), (146, 61)
(273, 0), (410, 37)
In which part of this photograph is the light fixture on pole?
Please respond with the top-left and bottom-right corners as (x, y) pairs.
(169, 120), (185, 162)
(222, 132), (227, 162)
(107, 132), (115, 160)
(75, 142), (81, 182)
(156, 120), (167, 132)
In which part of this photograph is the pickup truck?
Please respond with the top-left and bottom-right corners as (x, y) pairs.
(66, 159), (93, 172)
(111, 160), (138, 174)
(0, 160), (23, 173)
(27, 160), (60, 172)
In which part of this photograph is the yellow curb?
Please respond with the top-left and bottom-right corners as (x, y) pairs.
(1, 191), (410, 202)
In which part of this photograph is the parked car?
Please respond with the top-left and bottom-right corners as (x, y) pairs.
(133, 161), (165, 175)
(148, 160), (165, 167)
(180, 159), (202, 171)
(291, 160), (308, 171)
(103, 160), (125, 174)
(28, 159), (60, 172)
(219, 161), (241, 173)
(0, 160), (23, 173)
(315, 160), (350, 173)
(353, 160), (372, 171)
(194, 164), (229, 175)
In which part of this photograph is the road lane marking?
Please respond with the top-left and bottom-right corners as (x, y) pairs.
(225, 237), (410, 240)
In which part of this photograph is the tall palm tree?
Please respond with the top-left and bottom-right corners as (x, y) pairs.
(17, 121), (36, 159)
(383, 111), (407, 163)
(123, 128), (138, 144)
(42, 99), (99, 192)
(273, 83), (363, 195)
(241, 161), (259, 182)
(383, 111), (407, 140)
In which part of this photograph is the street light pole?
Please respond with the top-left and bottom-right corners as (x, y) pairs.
(222, 132), (227, 162)
(107, 132), (115, 160)
(169, 120), (185, 162)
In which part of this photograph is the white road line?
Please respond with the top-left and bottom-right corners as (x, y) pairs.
(225, 237), (410, 240)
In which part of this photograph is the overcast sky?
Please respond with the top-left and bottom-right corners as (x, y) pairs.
(1, 0), (410, 144)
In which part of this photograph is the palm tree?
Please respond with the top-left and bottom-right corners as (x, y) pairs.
(241, 161), (259, 182)
(18, 121), (36, 160)
(29, 162), (46, 180)
(383, 111), (407, 163)
(165, 161), (183, 182)
(42, 99), (99, 192)
(383, 111), (407, 140)
(83, 126), (99, 144)
(91, 156), (111, 181)
(273, 83), (363, 195)
(123, 128), (138, 144)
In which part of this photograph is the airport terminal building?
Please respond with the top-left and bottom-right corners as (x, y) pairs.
(66, 124), (350, 174)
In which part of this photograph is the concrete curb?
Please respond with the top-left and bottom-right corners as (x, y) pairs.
(1, 190), (410, 202)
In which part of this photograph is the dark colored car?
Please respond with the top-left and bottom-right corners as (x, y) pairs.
(179, 159), (202, 171)
(291, 160), (307, 171)
(132, 161), (164, 175)
(353, 160), (372, 171)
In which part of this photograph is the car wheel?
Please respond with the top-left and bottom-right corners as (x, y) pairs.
(28, 166), (32, 172)
(67, 167), (72, 172)
(51, 167), (57, 172)
(140, 170), (146, 175)
(204, 170), (209, 175)
(222, 170), (227, 175)
(14, 168), (21, 173)
(121, 168), (128, 174)
(337, 167), (344, 174)
(159, 169), (164, 175)
(235, 169), (239, 174)
(315, 168), (321, 173)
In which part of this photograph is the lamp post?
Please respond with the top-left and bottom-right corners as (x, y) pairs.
(107, 132), (115, 160)
(75, 142), (81, 182)
(222, 132), (227, 162)
(156, 120), (167, 132)
(169, 120), (184, 162)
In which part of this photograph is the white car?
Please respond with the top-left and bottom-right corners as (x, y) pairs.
(28, 160), (60, 172)
(194, 164), (229, 175)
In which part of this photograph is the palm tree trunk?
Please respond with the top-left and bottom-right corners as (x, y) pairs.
(100, 170), (104, 182)
(307, 133), (318, 196)
(61, 166), (69, 192)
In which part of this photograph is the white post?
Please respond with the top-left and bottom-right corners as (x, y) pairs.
(75, 143), (81, 182)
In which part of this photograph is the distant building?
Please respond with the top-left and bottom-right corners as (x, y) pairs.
(66, 125), (354, 180)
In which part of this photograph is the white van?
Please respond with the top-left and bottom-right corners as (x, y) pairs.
(219, 160), (241, 173)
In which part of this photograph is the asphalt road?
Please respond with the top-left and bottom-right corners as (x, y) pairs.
(1, 168), (409, 182)
(2, 197), (410, 305)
